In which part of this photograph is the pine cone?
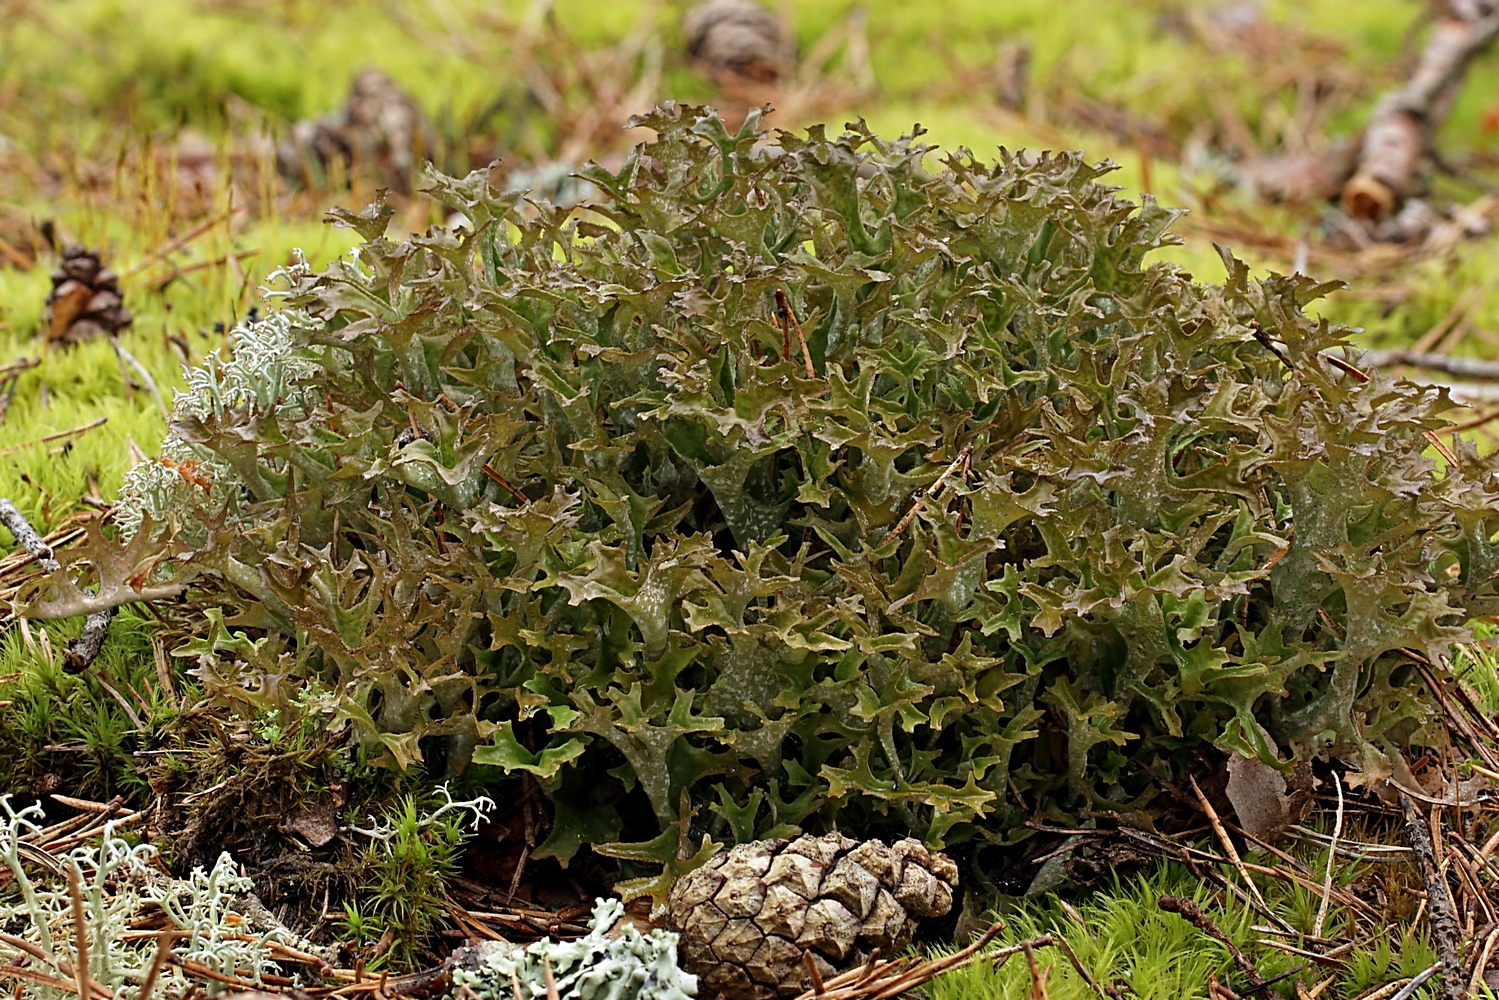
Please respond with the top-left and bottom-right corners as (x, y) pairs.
(664, 834), (959, 1000)
(44, 245), (131, 344)
(684, 0), (793, 85)
(277, 69), (436, 194)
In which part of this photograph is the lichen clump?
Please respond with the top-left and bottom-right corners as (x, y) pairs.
(451, 898), (696, 1000)
(30, 106), (1499, 879)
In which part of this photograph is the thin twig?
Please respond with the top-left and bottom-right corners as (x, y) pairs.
(90, 671), (144, 730)
(1469, 925), (1499, 997)
(1188, 776), (1285, 930)
(122, 205), (240, 279)
(1412, 660), (1499, 772)
(1159, 896), (1282, 1000)
(1443, 403), (1499, 434)
(0, 965), (84, 995)
(481, 463), (529, 503)
(150, 633), (178, 711)
(135, 930), (181, 1000)
(65, 864), (89, 1000)
(1359, 348), (1499, 382)
(775, 289), (817, 379)
(111, 341), (169, 422)
(63, 609), (113, 674)
(0, 499), (59, 571)
(1388, 963), (1442, 1000)
(506, 844), (529, 905)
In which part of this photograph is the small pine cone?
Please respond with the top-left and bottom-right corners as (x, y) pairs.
(664, 834), (959, 1000)
(44, 245), (131, 344)
(277, 69), (436, 194)
(684, 0), (794, 85)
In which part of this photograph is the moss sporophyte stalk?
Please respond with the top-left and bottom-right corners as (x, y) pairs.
(21, 106), (1499, 894)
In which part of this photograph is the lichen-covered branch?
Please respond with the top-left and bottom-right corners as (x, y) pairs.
(1399, 791), (1464, 1000)
(62, 610), (113, 674)
(0, 500), (58, 572)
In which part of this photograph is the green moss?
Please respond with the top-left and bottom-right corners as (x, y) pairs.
(0, 607), (182, 801)
(927, 862), (1430, 1000)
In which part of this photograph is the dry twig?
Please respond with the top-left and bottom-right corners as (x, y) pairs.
(1398, 790), (1463, 1000)
(1159, 895), (1283, 1000)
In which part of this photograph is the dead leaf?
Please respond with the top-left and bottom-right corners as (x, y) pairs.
(1225, 732), (1292, 841)
(283, 804), (339, 848)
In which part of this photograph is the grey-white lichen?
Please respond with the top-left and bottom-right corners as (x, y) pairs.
(0, 794), (297, 1000)
(115, 305), (321, 541)
(450, 898), (697, 1000)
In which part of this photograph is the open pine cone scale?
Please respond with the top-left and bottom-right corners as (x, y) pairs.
(665, 834), (958, 1000)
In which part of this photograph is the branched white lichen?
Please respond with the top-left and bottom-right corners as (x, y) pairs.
(450, 898), (697, 1000)
(115, 307), (321, 540)
(0, 795), (290, 1000)
(147, 852), (291, 989)
(173, 309), (320, 423)
(113, 439), (238, 542)
(348, 783), (496, 841)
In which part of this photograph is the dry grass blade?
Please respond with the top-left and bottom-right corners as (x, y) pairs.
(775, 288), (817, 379)
(793, 924), (1039, 1000)
(14, 841), (62, 875)
(65, 863), (89, 1000)
(1411, 290), (1479, 354)
(1312, 772), (1343, 939)
(1189, 776), (1289, 931)
(111, 341), (168, 421)
(121, 204), (240, 279)
(1411, 660), (1499, 772)
(135, 930), (180, 1000)
(0, 965), (85, 995)
(47, 795), (114, 813)
(1468, 925), (1499, 997)
(886, 442), (973, 544)
(0, 416), (107, 458)
(0, 931), (64, 973)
